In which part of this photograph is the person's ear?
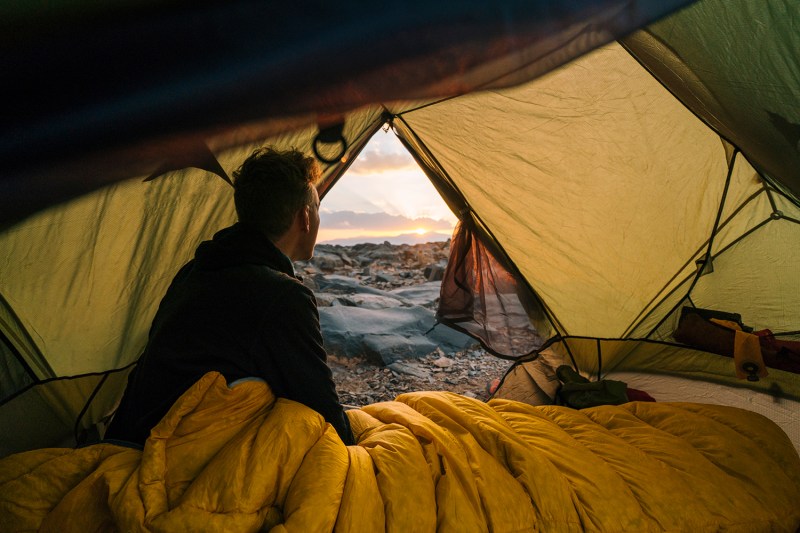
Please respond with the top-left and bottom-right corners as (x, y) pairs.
(300, 205), (310, 233)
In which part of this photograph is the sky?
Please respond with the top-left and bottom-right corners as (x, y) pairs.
(318, 129), (457, 245)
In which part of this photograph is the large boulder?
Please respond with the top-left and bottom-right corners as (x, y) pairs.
(319, 305), (478, 365)
(312, 274), (392, 297)
(388, 282), (442, 308)
(334, 293), (407, 309)
(348, 241), (402, 265)
(296, 244), (354, 273)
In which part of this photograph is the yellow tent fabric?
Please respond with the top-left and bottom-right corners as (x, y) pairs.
(2, 0), (799, 458)
(2, 372), (799, 532)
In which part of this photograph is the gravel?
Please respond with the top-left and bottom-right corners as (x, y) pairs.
(330, 346), (510, 407)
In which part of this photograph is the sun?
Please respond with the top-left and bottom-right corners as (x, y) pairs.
(414, 228), (428, 235)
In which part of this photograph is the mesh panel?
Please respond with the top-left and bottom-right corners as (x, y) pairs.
(437, 218), (551, 358)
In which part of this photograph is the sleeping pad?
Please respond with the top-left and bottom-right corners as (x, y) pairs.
(1, 371), (799, 532)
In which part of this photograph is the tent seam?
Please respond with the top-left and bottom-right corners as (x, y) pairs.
(0, 363), (135, 408)
(623, 162), (772, 338)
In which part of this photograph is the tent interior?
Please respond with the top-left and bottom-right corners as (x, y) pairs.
(1, 0), (799, 462)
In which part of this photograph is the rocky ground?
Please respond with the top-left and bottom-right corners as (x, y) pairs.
(329, 347), (510, 408)
(295, 240), (513, 407)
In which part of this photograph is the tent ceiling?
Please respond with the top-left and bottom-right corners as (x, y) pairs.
(622, 0), (800, 198)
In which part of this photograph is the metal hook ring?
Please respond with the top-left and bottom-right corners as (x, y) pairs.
(313, 131), (347, 164)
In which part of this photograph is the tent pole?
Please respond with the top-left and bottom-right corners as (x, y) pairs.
(638, 149), (739, 339)
(685, 150), (737, 301)
(625, 187), (762, 338)
(73, 373), (109, 446)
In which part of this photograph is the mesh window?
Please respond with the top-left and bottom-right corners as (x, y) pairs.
(437, 218), (552, 358)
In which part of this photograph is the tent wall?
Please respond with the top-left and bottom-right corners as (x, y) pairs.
(0, 112), (383, 379)
(0, 333), (34, 401)
(396, 42), (736, 339)
(2, 0), (799, 456)
(622, 0), (800, 197)
(627, 158), (800, 339)
(436, 217), (554, 358)
(0, 368), (132, 457)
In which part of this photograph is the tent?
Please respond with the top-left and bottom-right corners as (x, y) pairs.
(1, 0), (798, 457)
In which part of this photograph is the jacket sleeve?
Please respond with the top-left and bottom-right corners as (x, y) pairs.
(257, 281), (354, 445)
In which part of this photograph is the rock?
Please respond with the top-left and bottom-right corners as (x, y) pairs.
(301, 275), (320, 291)
(423, 263), (446, 281)
(387, 362), (430, 379)
(347, 293), (406, 309)
(310, 250), (345, 272)
(331, 297), (358, 307)
(313, 292), (339, 307)
(300, 264), (322, 276)
(374, 272), (397, 283)
(389, 282), (441, 308)
(313, 274), (394, 297)
(319, 305), (478, 365)
(433, 356), (454, 368)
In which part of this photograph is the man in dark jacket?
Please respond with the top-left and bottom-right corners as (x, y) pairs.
(105, 147), (354, 445)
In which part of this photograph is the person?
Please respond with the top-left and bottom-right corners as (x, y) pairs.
(105, 147), (354, 445)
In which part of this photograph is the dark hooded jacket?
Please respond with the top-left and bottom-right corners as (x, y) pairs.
(105, 223), (354, 445)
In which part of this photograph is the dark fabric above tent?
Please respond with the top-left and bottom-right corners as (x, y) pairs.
(0, 0), (695, 228)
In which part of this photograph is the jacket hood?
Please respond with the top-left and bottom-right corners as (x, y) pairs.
(194, 223), (295, 276)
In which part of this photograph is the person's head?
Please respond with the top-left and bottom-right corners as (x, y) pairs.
(233, 147), (321, 260)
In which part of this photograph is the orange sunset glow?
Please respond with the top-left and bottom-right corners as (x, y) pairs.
(317, 131), (456, 245)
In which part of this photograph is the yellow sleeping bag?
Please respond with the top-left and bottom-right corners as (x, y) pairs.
(1, 371), (799, 532)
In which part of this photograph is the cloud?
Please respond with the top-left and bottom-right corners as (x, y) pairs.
(317, 209), (456, 245)
(321, 231), (451, 246)
(320, 211), (453, 232)
(320, 131), (457, 223)
(345, 151), (418, 175)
